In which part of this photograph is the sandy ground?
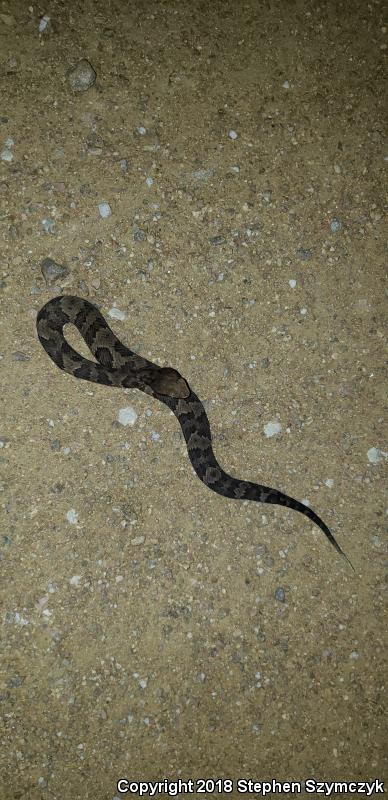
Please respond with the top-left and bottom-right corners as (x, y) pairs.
(0, 1), (387, 798)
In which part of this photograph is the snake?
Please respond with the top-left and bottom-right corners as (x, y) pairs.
(36, 295), (353, 569)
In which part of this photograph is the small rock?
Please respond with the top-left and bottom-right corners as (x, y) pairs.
(296, 248), (312, 261)
(4, 56), (18, 74)
(282, 80), (290, 89)
(108, 306), (126, 321)
(228, 130), (238, 140)
(367, 447), (388, 464)
(41, 257), (69, 285)
(350, 651), (360, 660)
(42, 218), (55, 233)
(260, 190), (271, 203)
(274, 587), (286, 603)
(98, 202), (111, 218)
(191, 168), (214, 181)
(288, 279), (296, 288)
(264, 421), (282, 437)
(209, 235), (226, 246)
(9, 675), (23, 688)
(38, 15), (51, 33)
(13, 351), (30, 361)
(68, 59), (96, 92)
(1, 148), (13, 163)
(131, 536), (145, 546)
(118, 407), (137, 426)
(133, 228), (147, 242)
(330, 218), (341, 232)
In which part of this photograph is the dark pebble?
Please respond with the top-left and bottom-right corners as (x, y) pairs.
(296, 248), (312, 261)
(67, 59), (96, 92)
(9, 675), (23, 687)
(133, 229), (147, 242)
(41, 257), (69, 286)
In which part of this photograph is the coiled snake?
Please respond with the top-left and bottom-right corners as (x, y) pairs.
(36, 295), (353, 569)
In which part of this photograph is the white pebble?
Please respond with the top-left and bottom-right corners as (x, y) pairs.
(138, 126), (146, 134)
(69, 575), (81, 587)
(325, 479), (334, 488)
(14, 612), (29, 626)
(264, 421), (282, 437)
(66, 509), (78, 524)
(288, 279), (296, 288)
(228, 130), (238, 140)
(139, 678), (148, 689)
(367, 447), (388, 464)
(1, 148), (12, 162)
(98, 202), (111, 218)
(118, 406), (137, 426)
(300, 307), (308, 315)
(108, 306), (126, 321)
(131, 536), (145, 546)
(330, 218), (341, 232)
(282, 80), (290, 89)
(38, 14), (50, 31)
(145, 176), (153, 187)
(42, 218), (55, 232)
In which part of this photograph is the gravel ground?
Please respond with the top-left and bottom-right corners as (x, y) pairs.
(0, 1), (387, 799)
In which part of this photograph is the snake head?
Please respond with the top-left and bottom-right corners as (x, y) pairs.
(148, 367), (190, 399)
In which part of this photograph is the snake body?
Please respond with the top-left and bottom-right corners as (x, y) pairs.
(36, 295), (352, 568)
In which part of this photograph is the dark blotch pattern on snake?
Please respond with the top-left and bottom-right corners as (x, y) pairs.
(36, 295), (353, 569)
